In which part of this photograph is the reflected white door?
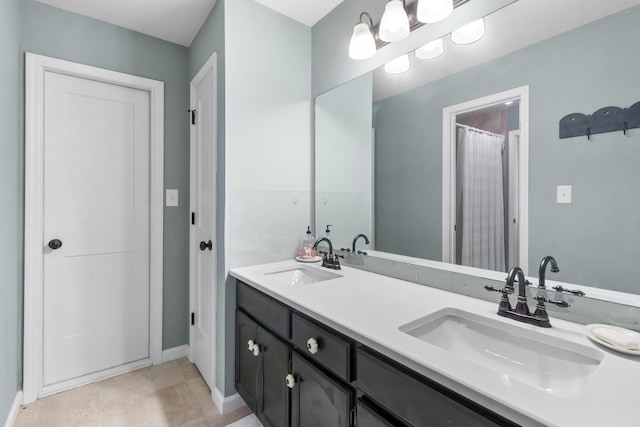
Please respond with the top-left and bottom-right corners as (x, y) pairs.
(190, 54), (217, 390)
(43, 71), (150, 386)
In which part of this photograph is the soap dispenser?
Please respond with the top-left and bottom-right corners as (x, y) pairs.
(325, 224), (332, 242)
(301, 226), (315, 259)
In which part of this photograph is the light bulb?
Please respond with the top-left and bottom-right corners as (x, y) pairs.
(349, 22), (376, 60)
(379, 0), (410, 43)
(415, 38), (444, 59)
(417, 0), (453, 24)
(451, 18), (486, 45)
(384, 54), (410, 74)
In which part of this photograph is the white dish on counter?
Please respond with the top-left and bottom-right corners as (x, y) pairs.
(585, 324), (640, 355)
(295, 256), (322, 263)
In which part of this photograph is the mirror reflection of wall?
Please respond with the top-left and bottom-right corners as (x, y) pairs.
(315, 73), (374, 250)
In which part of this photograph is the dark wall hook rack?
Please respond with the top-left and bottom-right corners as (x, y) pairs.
(559, 101), (640, 140)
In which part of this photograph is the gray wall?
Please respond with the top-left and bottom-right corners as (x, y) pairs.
(373, 6), (640, 292)
(0, 0), (22, 421)
(20, 0), (191, 349)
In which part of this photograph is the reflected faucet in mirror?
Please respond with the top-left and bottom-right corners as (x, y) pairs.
(352, 233), (370, 254)
(537, 255), (585, 297)
(537, 255), (559, 289)
(485, 266), (569, 328)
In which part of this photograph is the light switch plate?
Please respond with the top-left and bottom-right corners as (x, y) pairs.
(557, 185), (572, 204)
(166, 189), (179, 207)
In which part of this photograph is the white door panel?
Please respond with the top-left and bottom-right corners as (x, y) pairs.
(190, 55), (217, 390)
(43, 71), (150, 386)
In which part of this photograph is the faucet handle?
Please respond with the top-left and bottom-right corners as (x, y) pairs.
(357, 250), (368, 255)
(485, 284), (513, 295)
(535, 295), (569, 308)
(553, 285), (585, 297)
(340, 248), (352, 253)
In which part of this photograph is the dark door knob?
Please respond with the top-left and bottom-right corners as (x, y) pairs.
(200, 240), (212, 251)
(48, 239), (63, 250)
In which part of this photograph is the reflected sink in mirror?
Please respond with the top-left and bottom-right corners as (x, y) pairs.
(265, 266), (342, 286)
(399, 308), (603, 396)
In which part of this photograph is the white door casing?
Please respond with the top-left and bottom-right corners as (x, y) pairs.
(189, 53), (217, 391)
(442, 85), (529, 274)
(24, 53), (164, 403)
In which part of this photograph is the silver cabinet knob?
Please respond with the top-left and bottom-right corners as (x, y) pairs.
(252, 344), (260, 357)
(247, 339), (255, 351)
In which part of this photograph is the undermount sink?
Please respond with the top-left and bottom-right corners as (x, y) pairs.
(265, 266), (342, 286)
(399, 308), (603, 396)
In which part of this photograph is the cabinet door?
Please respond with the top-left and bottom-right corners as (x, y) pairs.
(257, 326), (290, 427)
(236, 310), (259, 412)
(291, 352), (353, 427)
(357, 399), (408, 427)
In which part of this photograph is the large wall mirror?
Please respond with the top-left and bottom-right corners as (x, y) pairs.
(315, 1), (640, 301)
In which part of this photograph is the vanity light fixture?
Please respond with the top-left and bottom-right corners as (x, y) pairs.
(415, 38), (444, 59)
(451, 18), (485, 44)
(384, 54), (410, 74)
(417, 0), (453, 23)
(379, 0), (410, 43)
(349, 12), (377, 60)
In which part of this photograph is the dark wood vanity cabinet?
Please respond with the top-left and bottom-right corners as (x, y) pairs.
(236, 280), (518, 427)
(236, 281), (355, 427)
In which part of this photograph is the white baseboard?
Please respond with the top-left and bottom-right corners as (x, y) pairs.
(212, 389), (247, 415)
(4, 391), (22, 427)
(161, 345), (189, 363)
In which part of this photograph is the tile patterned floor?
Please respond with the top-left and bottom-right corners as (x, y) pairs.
(15, 358), (252, 427)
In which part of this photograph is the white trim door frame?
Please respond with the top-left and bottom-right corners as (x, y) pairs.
(442, 85), (530, 274)
(23, 53), (165, 403)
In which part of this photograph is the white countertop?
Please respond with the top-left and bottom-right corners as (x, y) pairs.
(230, 260), (640, 427)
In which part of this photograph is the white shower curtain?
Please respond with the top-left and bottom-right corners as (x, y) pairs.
(456, 126), (506, 272)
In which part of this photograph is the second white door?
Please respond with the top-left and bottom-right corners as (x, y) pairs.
(190, 53), (217, 390)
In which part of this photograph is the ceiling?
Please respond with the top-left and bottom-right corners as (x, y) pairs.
(35, 0), (344, 46)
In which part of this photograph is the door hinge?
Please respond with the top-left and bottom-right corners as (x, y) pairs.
(188, 109), (196, 125)
(454, 224), (457, 231)
(191, 312), (195, 326)
(350, 408), (356, 426)
(191, 212), (196, 225)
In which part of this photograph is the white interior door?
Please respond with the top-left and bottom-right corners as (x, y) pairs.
(43, 71), (151, 387)
(190, 53), (217, 390)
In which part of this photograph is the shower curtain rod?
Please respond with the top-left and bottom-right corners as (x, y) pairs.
(456, 123), (503, 138)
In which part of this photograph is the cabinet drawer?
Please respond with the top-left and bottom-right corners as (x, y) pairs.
(291, 312), (353, 382)
(237, 281), (290, 338)
(357, 346), (516, 427)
